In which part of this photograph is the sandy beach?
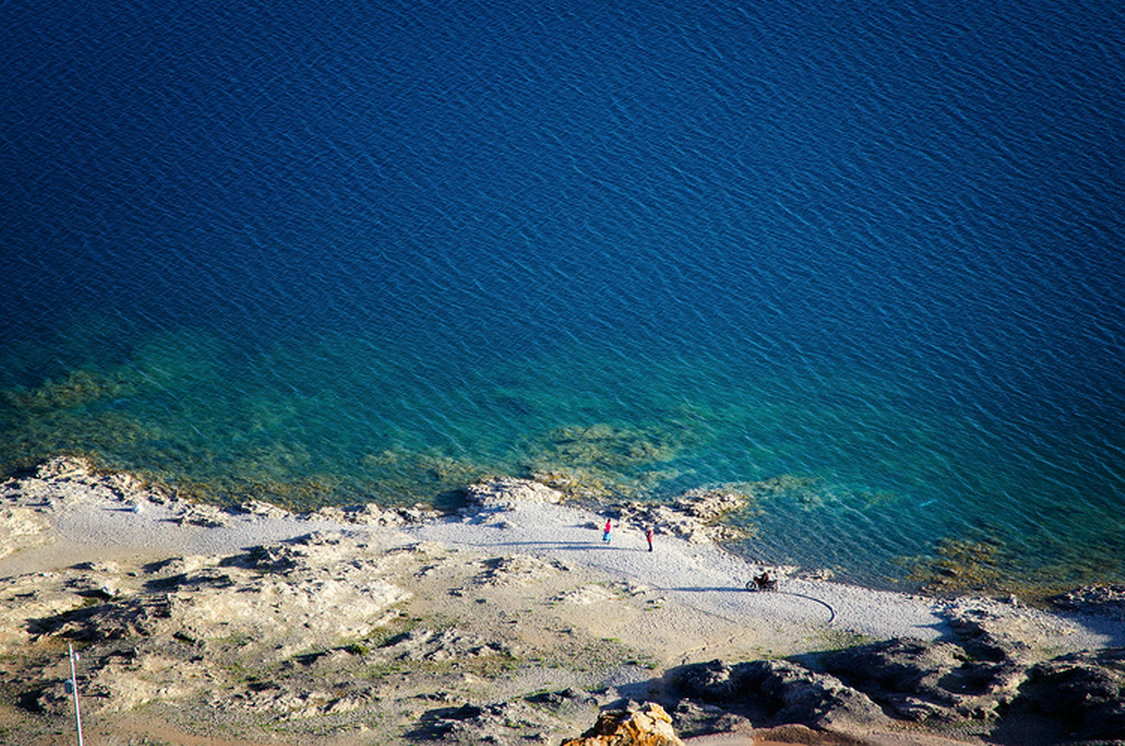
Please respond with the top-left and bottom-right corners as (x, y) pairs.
(2, 459), (1123, 745)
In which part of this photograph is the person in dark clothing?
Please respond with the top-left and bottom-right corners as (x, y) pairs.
(754, 570), (777, 591)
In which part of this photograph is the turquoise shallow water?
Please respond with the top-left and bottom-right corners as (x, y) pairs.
(2, 0), (1124, 591)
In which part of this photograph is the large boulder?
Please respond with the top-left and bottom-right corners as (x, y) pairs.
(561, 702), (684, 746)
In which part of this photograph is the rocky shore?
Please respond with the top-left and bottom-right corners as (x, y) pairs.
(1, 458), (1123, 745)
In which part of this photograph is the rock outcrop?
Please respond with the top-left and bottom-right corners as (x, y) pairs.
(561, 702), (684, 746)
(1050, 584), (1125, 619)
(308, 501), (438, 526)
(611, 488), (750, 544)
(823, 638), (1024, 723)
(28, 532), (408, 659)
(2, 456), (173, 512)
(669, 658), (887, 731)
(1016, 649), (1125, 741)
(459, 477), (749, 544)
(665, 596), (1125, 744)
(0, 455), (437, 534)
(0, 504), (50, 559)
(4, 532), (411, 716)
(463, 476), (565, 508)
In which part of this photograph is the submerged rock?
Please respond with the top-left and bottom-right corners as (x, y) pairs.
(34, 455), (96, 482)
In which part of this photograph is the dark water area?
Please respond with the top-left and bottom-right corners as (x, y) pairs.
(3, 0), (1124, 592)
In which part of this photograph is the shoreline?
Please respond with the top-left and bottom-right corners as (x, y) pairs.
(4, 438), (1116, 602)
(3, 459), (1119, 650)
(3, 458), (1124, 744)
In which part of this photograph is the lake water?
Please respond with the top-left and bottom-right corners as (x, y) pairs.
(2, 0), (1123, 592)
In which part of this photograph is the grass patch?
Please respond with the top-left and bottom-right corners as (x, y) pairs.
(809, 628), (880, 653)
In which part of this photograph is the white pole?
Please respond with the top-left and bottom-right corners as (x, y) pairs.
(68, 642), (84, 746)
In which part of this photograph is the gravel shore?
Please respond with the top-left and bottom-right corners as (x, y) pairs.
(5, 461), (1119, 656)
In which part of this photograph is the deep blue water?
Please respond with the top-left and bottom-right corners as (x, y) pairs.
(2, 0), (1124, 590)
